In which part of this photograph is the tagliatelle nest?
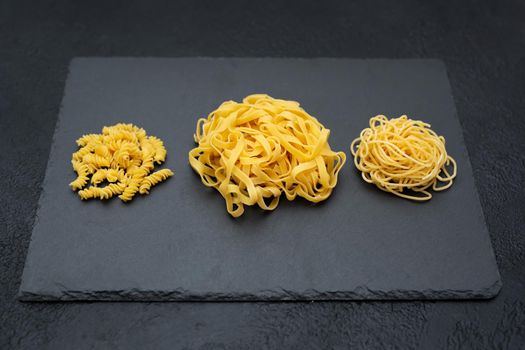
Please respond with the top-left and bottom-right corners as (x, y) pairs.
(189, 94), (346, 217)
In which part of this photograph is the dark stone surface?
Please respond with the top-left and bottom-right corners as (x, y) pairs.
(0, 0), (524, 348)
(19, 58), (501, 301)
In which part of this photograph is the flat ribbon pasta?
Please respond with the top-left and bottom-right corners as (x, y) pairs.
(351, 115), (457, 200)
(189, 94), (346, 217)
(70, 123), (173, 202)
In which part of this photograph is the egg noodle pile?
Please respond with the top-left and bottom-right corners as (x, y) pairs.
(70, 123), (173, 202)
(189, 94), (346, 217)
(351, 115), (457, 200)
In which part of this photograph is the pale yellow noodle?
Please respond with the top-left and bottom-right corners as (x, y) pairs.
(189, 94), (346, 217)
(139, 169), (174, 194)
(351, 115), (457, 200)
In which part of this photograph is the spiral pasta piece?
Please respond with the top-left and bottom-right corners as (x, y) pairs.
(351, 115), (457, 200)
(189, 94), (346, 217)
(69, 123), (173, 202)
(139, 169), (174, 194)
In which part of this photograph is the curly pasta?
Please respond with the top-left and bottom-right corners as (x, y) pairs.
(350, 115), (457, 200)
(70, 123), (173, 201)
(139, 169), (174, 194)
(189, 94), (346, 217)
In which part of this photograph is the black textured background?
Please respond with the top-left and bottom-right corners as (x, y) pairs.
(1, 1), (524, 349)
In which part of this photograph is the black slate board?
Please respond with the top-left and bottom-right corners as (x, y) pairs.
(19, 58), (501, 301)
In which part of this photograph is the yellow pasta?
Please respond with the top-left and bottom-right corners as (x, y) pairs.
(189, 94), (346, 217)
(139, 169), (174, 194)
(351, 115), (457, 200)
(70, 123), (173, 202)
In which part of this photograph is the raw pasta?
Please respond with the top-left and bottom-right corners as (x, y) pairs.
(351, 115), (457, 200)
(189, 94), (346, 217)
(70, 123), (173, 201)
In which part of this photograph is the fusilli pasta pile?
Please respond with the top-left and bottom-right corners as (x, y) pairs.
(70, 123), (173, 201)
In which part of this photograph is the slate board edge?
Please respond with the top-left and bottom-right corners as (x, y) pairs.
(18, 277), (502, 301)
(16, 57), (76, 302)
(440, 60), (503, 299)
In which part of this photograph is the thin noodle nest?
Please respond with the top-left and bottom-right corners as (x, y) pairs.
(189, 94), (346, 217)
(351, 115), (457, 200)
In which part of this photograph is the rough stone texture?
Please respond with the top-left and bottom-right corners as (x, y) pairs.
(18, 58), (501, 302)
(0, 0), (524, 349)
